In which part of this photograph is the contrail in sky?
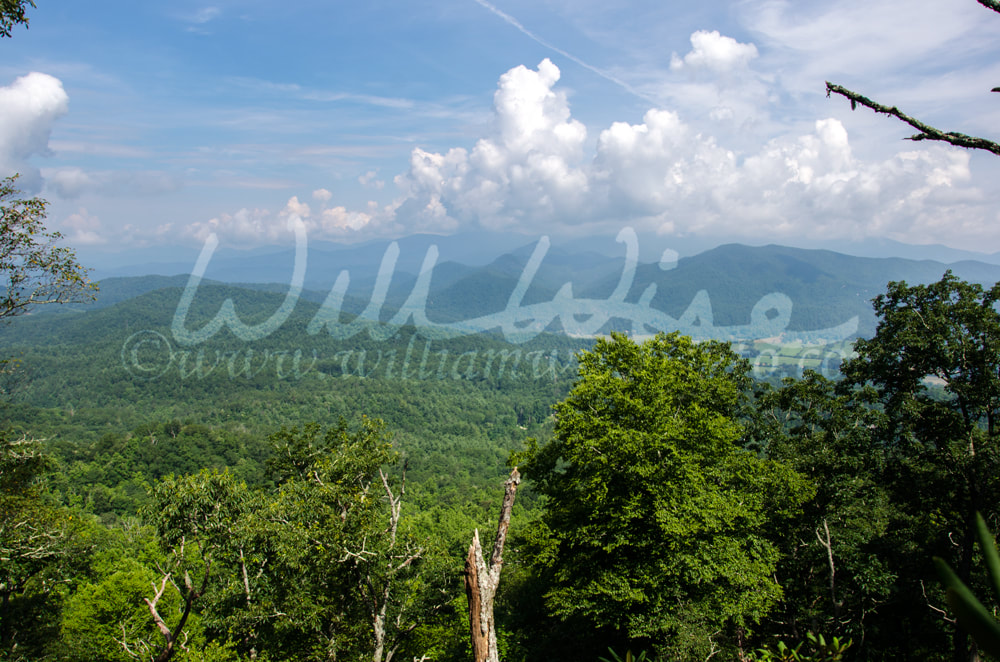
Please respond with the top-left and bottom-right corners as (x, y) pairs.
(471, 0), (656, 104)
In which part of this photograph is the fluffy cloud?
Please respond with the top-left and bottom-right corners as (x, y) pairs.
(670, 30), (759, 72)
(189, 53), (986, 248)
(283, 195), (311, 218)
(0, 73), (69, 191)
(184, 207), (285, 245)
(386, 58), (978, 245)
(358, 171), (384, 189)
(393, 59), (589, 230)
(184, 193), (379, 245)
(318, 205), (373, 233)
(61, 207), (105, 245)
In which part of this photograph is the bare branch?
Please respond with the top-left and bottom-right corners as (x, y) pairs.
(116, 622), (144, 661)
(815, 518), (843, 619)
(489, 467), (521, 575)
(145, 575), (173, 639)
(921, 579), (957, 624)
(825, 83), (1000, 157)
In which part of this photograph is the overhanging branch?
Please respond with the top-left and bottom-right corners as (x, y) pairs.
(824, 0), (1000, 158)
(825, 83), (1000, 157)
(977, 0), (1000, 14)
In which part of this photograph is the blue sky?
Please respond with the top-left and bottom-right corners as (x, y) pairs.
(4, 0), (1000, 257)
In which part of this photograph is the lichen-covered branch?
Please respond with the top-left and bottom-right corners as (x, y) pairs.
(825, 1), (1000, 158)
(825, 83), (1000, 157)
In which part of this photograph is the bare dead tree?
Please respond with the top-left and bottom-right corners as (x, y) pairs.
(368, 465), (424, 662)
(815, 518), (843, 622)
(826, 0), (1000, 158)
(340, 462), (448, 662)
(464, 467), (521, 662)
(128, 537), (211, 662)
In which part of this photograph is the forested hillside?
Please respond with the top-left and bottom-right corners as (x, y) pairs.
(4, 269), (1000, 661)
(8, 0), (1000, 659)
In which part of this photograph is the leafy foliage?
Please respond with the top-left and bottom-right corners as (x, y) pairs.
(749, 373), (896, 650)
(748, 632), (852, 662)
(0, 0), (33, 38)
(0, 176), (96, 322)
(520, 332), (812, 658)
(6, 264), (1000, 659)
(841, 271), (1000, 658)
(934, 512), (1000, 658)
(0, 433), (89, 658)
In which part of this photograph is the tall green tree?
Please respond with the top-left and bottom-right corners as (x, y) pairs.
(841, 271), (1000, 661)
(749, 373), (898, 656)
(520, 332), (812, 660)
(263, 417), (452, 662)
(0, 433), (91, 660)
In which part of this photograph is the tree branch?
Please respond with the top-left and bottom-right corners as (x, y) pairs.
(145, 575), (173, 640)
(815, 518), (842, 619)
(825, 82), (1000, 157)
(977, 0), (1000, 14)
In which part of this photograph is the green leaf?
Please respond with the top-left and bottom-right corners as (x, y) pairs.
(934, 556), (1000, 657)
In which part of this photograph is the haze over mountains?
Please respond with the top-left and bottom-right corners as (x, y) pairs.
(85, 230), (1000, 284)
(64, 232), (1000, 344)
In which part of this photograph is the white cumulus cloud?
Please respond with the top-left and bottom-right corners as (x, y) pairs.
(386, 59), (979, 245)
(670, 30), (759, 72)
(184, 207), (285, 245)
(393, 58), (590, 230)
(187, 57), (988, 249)
(0, 73), (69, 191)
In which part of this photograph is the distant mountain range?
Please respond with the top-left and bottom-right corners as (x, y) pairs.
(58, 234), (1000, 344)
(84, 230), (1000, 284)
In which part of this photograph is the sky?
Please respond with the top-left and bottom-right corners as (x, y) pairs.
(3, 0), (1000, 259)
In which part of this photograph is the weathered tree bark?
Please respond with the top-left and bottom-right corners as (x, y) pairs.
(464, 467), (520, 662)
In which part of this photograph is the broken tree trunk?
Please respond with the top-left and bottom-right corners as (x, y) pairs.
(464, 467), (521, 662)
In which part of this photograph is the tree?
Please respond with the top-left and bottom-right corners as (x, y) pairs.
(144, 469), (249, 662)
(841, 271), (1000, 661)
(520, 332), (812, 659)
(0, 176), (95, 322)
(0, 433), (89, 659)
(249, 417), (449, 661)
(749, 373), (898, 656)
(826, 1), (1000, 157)
(464, 467), (520, 662)
(0, 0), (34, 39)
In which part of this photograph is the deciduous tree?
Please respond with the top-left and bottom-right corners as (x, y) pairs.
(0, 176), (95, 322)
(0, 433), (88, 658)
(749, 373), (897, 655)
(521, 332), (812, 659)
(841, 271), (1000, 661)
